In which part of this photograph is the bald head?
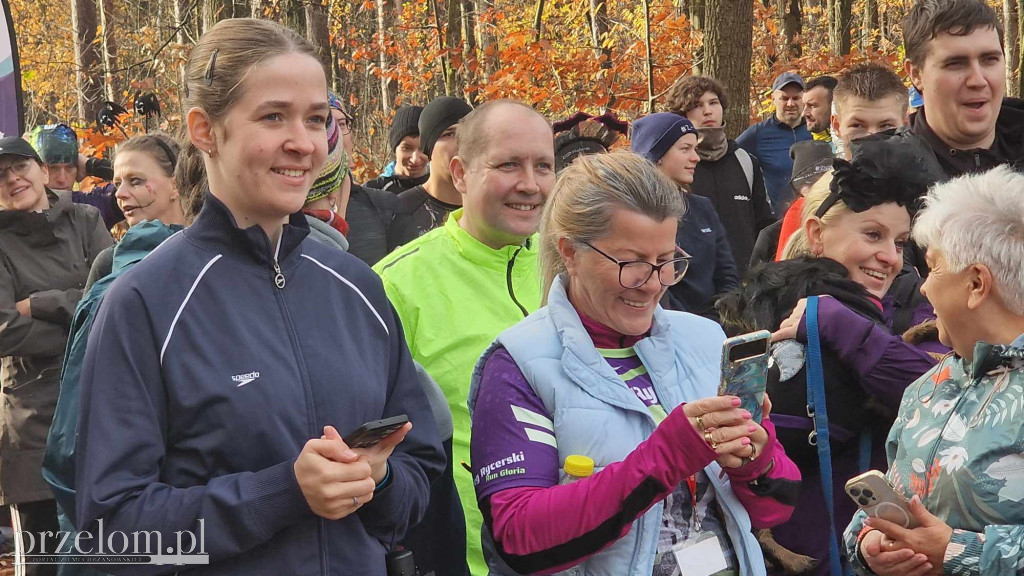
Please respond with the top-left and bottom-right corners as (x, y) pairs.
(455, 100), (552, 167)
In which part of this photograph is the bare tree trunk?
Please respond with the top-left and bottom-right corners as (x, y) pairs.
(690, 0), (704, 73)
(829, 0), (851, 54)
(251, 0), (265, 18)
(202, 0), (233, 32)
(429, 0), (451, 95)
(99, 0), (119, 102)
(1019, 0), (1024, 97)
(73, 0), (104, 121)
(476, 0), (498, 81)
(176, 0), (193, 43)
(306, 0), (332, 73)
(446, 0), (462, 94)
(589, 0), (611, 67)
(533, 0), (544, 41)
(376, 0), (395, 111)
(705, 0), (753, 138)
(642, 0), (654, 112)
(461, 0), (479, 103)
(782, 0), (801, 57)
(1004, 0), (1020, 97)
(861, 0), (879, 50)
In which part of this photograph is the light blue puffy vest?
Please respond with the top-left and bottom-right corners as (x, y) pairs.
(469, 276), (768, 576)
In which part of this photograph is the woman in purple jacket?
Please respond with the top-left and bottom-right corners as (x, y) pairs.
(721, 130), (949, 576)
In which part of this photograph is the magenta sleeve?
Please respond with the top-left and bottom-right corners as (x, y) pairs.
(721, 418), (801, 529)
(481, 403), (719, 574)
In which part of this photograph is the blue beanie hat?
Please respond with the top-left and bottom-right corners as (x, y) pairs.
(630, 113), (697, 163)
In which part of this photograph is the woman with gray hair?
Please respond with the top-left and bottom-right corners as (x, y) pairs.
(468, 152), (799, 576)
(842, 165), (1024, 576)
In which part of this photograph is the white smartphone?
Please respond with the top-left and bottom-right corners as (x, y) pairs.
(845, 470), (919, 529)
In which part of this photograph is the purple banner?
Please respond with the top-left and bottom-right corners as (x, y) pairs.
(1, 0), (24, 138)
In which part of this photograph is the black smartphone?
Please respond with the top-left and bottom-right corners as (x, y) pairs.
(343, 415), (410, 449)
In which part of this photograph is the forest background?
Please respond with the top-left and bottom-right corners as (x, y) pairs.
(9, 0), (1024, 181)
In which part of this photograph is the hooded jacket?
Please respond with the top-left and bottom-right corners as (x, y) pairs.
(45, 221), (180, 576)
(0, 189), (113, 505)
(74, 193), (445, 575)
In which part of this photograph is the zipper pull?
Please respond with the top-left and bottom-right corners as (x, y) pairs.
(273, 260), (286, 289)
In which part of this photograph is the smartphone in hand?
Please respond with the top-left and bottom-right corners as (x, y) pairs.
(718, 331), (771, 424)
(845, 470), (919, 529)
(343, 415), (409, 449)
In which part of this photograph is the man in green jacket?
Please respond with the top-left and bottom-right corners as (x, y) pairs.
(374, 100), (556, 576)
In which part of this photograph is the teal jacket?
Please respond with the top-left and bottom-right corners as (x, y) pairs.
(42, 221), (181, 576)
(843, 333), (1024, 576)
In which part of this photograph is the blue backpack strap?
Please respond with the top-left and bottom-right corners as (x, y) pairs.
(859, 429), (872, 473)
(805, 296), (847, 576)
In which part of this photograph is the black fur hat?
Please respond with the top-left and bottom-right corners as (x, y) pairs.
(816, 128), (945, 218)
(716, 256), (885, 337)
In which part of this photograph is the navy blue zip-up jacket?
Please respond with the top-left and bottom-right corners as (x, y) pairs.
(665, 193), (740, 320)
(74, 194), (445, 575)
(736, 116), (812, 210)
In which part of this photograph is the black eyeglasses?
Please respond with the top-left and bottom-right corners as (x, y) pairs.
(581, 241), (691, 289)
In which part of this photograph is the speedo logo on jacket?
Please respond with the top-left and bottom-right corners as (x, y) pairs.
(232, 371), (261, 386)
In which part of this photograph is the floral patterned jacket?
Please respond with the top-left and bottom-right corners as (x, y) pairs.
(843, 333), (1024, 576)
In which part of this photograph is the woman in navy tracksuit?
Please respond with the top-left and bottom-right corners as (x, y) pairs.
(73, 19), (444, 576)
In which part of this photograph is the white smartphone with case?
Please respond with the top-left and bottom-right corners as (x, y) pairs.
(845, 470), (919, 529)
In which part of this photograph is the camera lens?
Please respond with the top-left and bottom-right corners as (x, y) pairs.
(863, 489), (874, 498)
(850, 488), (861, 497)
(858, 496), (870, 506)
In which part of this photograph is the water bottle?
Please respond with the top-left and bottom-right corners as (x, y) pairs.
(555, 455), (595, 576)
(559, 454), (595, 484)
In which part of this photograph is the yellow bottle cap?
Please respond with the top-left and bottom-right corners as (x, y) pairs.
(564, 455), (595, 478)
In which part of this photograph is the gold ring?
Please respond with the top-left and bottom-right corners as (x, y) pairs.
(747, 442), (758, 463)
(696, 415), (707, 431)
(353, 496), (360, 507)
(703, 430), (717, 448)
(888, 540), (894, 551)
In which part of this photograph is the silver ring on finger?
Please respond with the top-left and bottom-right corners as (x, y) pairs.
(352, 496), (360, 507)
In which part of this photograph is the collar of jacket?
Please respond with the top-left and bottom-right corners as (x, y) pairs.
(443, 208), (537, 272)
(767, 114), (806, 131)
(696, 125), (729, 162)
(966, 332), (1024, 378)
(187, 191), (310, 269)
(912, 106), (1010, 172)
(0, 189), (71, 247)
(111, 220), (184, 274)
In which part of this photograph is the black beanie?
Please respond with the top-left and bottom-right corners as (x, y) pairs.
(388, 105), (424, 153)
(419, 97), (472, 158)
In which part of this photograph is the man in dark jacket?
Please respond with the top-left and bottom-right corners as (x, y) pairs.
(666, 75), (776, 277)
(365, 105), (430, 193)
(737, 72), (813, 211)
(903, 0), (1024, 178)
(398, 96), (472, 238)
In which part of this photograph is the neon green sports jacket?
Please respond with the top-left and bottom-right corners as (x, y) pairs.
(374, 209), (541, 576)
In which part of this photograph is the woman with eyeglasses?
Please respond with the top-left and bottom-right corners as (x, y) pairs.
(0, 137), (113, 576)
(716, 130), (949, 576)
(468, 152), (799, 576)
(631, 113), (739, 320)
